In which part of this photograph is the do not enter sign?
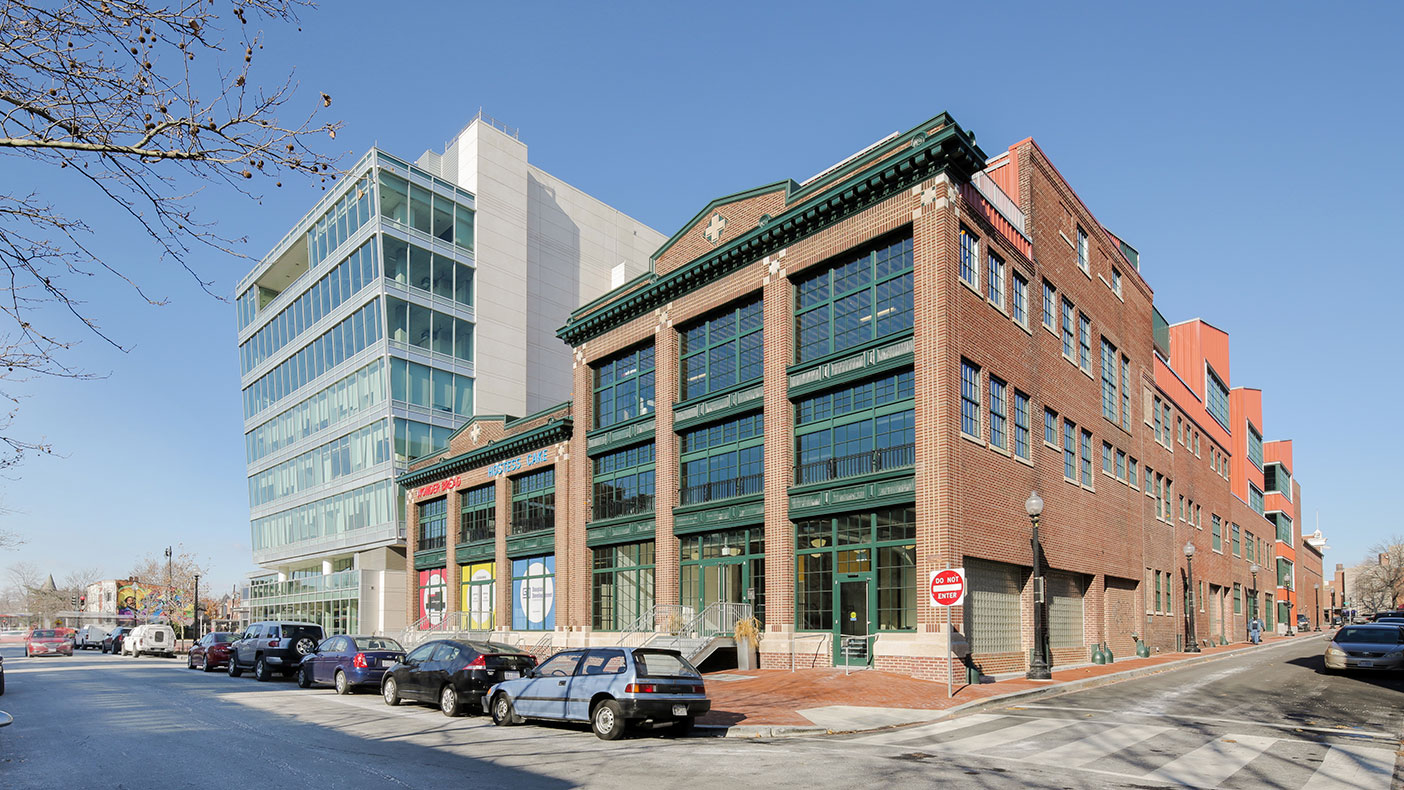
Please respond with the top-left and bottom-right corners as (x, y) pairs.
(929, 567), (966, 607)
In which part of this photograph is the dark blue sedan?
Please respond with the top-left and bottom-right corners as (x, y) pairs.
(297, 635), (406, 694)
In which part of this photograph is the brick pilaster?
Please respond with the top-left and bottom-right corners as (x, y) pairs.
(570, 347), (594, 631)
(762, 263), (794, 632)
(495, 476), (511, 630)
(406, 496), (420, 630)
(444, 488), (461, 621)
(653, 323), (680, 617)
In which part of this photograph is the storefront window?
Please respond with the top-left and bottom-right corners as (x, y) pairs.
(460, 561), (495, 630)
(679, 528), (765, 625)
(511, 556), (555, 631)
(795, 505), (915, 632)
(417, 568), (447, 629)
(591, 542), (655, 631)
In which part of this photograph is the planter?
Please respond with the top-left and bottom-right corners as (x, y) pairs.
(736, 635), (759, 670)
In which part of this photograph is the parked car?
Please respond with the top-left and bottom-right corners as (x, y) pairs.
(1332, 616), (1343, 627)
(25, 629), (73, 657)
(381, 639), (536, 717)
(76, 625), (111, 650)
(1296, 614), (1312, 630)
(297, 635), (405, 694)
(187, 632), (238, 671)
(228, 621), (324, 681)
(124, 623), (177, 657)
(1374, 617), (1404, 625)
(1324, 624), (1404, 672)
(103, 626), (133, 654)
(486, 647), (709, 740)
(1370, 611), (1404, 622)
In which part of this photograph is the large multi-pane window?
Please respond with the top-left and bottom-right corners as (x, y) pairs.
(385, 296), (474, 362)
(1247, 422), (1264, 469)
(1206, 364), (1230, 429)
(511, 468), (555, 535)
(308, 173), (375, 268)
(989, 376), (1008, 450)
(796, 370), (914, 485)
(245, 358), (385, 464)
(383, 235), (475, 307)
(796, 506), (916, 632)
(1063, 420), (1076, 479)
(377, 169), (474, 251)
(680, 412), (764, 504)
(592, 443), (656, 521)
(680, 298), (762, 400)
(592, 542), (655, 631)
(959, 227), (979, 288)
(1250, 483), (1266, 515)
(795, 233), (914, 363)
(250, 479), (398, 553)
(680, 528), (766, 625)
(593, 345), (656, 429)
(247, 419), (391, 507)
(1078, 313), (1091, 371)
(388, 357), (473, 417)
(1061, 298), (1074, 358)
(1080, 429), (1093, 486)
(243, 299), (384, 419)
(1011, 272), (1028, 327)
(1013, 391), (1030, 460)
(240, 239), (380, 375)
(986, 252), (1005, 308)
(1076, 225), (1089, 272)
(1264, 462), (1292, 498)
(1100, 339), (1118, 422)
(417, 497), (447, 551)
(459, 484), (495, 543)
(1119, 356), (1131, 431)
(1232, 523), (1242, 556)
(1212, 515), (1223, 552)
(1042, 281), (1055, 329)
(960, 360), (981, 437)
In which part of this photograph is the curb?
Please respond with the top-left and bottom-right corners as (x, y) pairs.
(695, 633), (1325, 739)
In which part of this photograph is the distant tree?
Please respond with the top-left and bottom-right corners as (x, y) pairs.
(0, 0), (342, 470)
(1353, 537), (1404, 613)
(0, 525), (23, 551)
(128, 544), (208, 627)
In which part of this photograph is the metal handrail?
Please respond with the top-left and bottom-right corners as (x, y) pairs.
(794, 443), (915, 486)
(530, 632), (553, 658)
(790, 632), (830, 672)
(592, 495), (655, 522)
(679, 473), (765, 506)
(840, 633), (880, 675)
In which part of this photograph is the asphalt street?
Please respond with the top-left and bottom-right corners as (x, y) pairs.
(0, 633), (1397, 789)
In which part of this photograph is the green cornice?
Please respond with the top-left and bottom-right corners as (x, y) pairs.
(413, 548), (446, 571)
(557, 112), (985, 347)
(397, 419), (571, 488)
(651, 180), (797, 263)
(439, 402), (572, 447)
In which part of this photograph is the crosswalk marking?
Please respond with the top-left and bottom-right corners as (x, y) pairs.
(906, 716), (1067, 753)
(1031, 722), (1169, 768)
(1303, 744), (1397, 790)
(1142, 733), (1279, 788)
(849, 713), (1003, 747)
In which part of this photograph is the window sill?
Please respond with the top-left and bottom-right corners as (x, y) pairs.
(1014, 454), (1034, 469)
(959, 278), (982, 297)
(988, 442), (1011, 458)
(961, 431), (986, 447)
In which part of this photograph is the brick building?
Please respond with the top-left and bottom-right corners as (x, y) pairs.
(400, 112), (1315, 680)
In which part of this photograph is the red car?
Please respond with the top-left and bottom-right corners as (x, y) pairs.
(26, 629), (73, 657)
(187, 631), (237, 672)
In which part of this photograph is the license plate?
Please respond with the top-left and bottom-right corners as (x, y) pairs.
(504, 671), (520, 680)
(672, 705), (688, 717)
(1360, 660), (1374, 667)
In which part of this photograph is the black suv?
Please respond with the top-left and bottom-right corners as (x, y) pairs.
(228, 621), (324, 682)
(102, 626), (133, 654)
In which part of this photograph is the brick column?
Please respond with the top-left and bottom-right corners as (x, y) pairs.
(1088, 573), (1106, 653)
(762, 258), (795, 635)
(653, 323), (680, 619)
(495, 478), (511, 631)
(444, 488), (461, 622)
(552, 451), (578, 629)
(570, 346), (594, 633)
(406, 495), (420, 630)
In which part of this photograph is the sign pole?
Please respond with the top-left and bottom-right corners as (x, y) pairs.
(946, 602), (952, 698)
(930, 567), (966, 700)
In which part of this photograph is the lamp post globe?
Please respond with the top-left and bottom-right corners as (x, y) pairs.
(1025, 491), (1051, 680)
(1183, 541), (1200, 653)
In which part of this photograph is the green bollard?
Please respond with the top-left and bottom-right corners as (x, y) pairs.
(1091, 644), (1106, 664)
(1136, 639), (1150, 658)
(1103, 642), (1114, 663)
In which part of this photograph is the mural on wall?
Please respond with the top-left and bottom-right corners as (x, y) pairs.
(115, 581), (191, 624)
(418, 568), (447, 629)
(460, 562), (495, 630)
(511, 556), (555, 631)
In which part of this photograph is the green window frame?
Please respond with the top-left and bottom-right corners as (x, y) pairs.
(795, 233), (914, 364)
(1205, 364), (1230, 430)
(680, 297), (763, 400)
(593, 345), (656, 429)
(795, 506), (916, 632)
(1233, 583), (1242, 614)
(1232, 522), (1241, 557)
(1100, 339), (1117, 422)
(459, 483), (495, 543)
(679, 412), (764, 505)
(417, 496), (447, 551)
(680, 528), (766, 625)
(591, 541), (656, 631)
(1277, 557), (1293, 588)
(510, 468), (555, 535)
(1245, 530), (1255, 562)
(592, 443), (656, 521)
(1273, 511), (1292, 544)
(1212, 515), (1222, 552)
(1250, 483), (1265, 515)
(1247, 421), (1264, 469)
(794, 370), (915, 486)
(1264, 462), (1292, 498)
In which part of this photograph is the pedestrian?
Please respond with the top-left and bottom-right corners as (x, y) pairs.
(1248, 616), (1262, 645)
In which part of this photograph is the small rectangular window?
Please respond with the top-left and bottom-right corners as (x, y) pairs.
(1076, 226), (1089, 273)
(986, 252), (1005, 309)
(1078, 314), (1091, 371)
(1042, 281), (1055, 329)
(1013, 391), (1030, 460)
(1080, 430), (1093, 486)
(1128, 457), (1138, 487)
(1044, 408), (1058, 446)
(959, 227), (979, 288)
(960, 359), (981, 437)
(1012, 272), (1028, 328)
(989, 376), (1007, 450)
(1063, 420), (1076, 480)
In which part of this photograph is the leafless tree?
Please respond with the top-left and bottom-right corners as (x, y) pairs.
(60, 563), (103, 592)
(128, 543), (207, 625)
(0, 525), (23, 550)
(0, 0), (342, 469)
(1353, 536), (1404, 613)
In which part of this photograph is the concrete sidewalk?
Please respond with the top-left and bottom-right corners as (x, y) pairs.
(696, 631), (1325, 738)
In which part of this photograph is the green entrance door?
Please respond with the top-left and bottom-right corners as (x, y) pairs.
(834, 574), (872, 666)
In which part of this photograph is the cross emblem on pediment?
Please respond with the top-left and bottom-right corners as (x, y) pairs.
(470, 423), (482, 445)
(703, 212), (728, 244)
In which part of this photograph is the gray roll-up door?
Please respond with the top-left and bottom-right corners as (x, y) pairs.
(964, 558), (1026, 655)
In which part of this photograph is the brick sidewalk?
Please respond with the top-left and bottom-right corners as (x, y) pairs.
(698, 632), (1314, 729)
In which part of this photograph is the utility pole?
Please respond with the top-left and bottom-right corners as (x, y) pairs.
(193, 573), (200, 640)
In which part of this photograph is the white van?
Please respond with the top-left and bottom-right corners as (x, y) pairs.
(124, 624), (177, 657)
(76, 625), (110, 650)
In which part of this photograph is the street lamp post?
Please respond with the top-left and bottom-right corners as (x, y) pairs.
(1313, 583), (1320, 631)
(193, 573), (200, 640)
(1183, 541), (1200, 653)
(1249, 563), (1260, 624)
(1025, 492), (1051, 680)
(1285, 578), (1294, 636)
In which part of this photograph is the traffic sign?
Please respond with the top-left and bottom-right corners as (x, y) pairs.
(930, 567), (966, 607)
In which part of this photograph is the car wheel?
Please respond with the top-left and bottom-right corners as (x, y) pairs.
(592, 699), (627, 740)
(0, 672), (6, 695)
(382, 677), (401, 706)
(254, 657), (271, 682)
(491, 693), (520, 726)
(334, 670), (352, 695)
(439, 685), (461, 717)
(671, 716), (695, 736)
(187, 655), (196, 669)
(297, 664), (313, 689)
(202, 656), (216, 673)
(228, 657), (243, 678)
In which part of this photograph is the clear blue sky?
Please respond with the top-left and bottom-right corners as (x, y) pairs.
(3, 1), (1399, 594)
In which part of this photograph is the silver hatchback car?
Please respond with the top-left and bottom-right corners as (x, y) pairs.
(1324, 624), (1404, 672)
(484, 647), (710, 739)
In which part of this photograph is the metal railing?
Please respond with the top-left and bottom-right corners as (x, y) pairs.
(790, 632), (831, 672)
(592, 495), (655, 522)
(680, 473), (764, 506)
(510, 517), (554, 536)
(840, 633), (880, 675)
(459, 519), (494, 544)
(416, 532), (446, 551)
(794, 443), (915, 486)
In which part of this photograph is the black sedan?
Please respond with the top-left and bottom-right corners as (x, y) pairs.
(381, 639), (536, 717)
(102, 627), (134, 654)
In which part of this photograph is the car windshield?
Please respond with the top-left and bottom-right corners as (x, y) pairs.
(282, 625), (322, 642)
(633, 650), (701, 678)
(467, 641), (528, 655)
(1337, 627), (1404, 644)
(212, 633), (235, 643)
(354, 637), (403, 651)
(32, 630), (56, 638)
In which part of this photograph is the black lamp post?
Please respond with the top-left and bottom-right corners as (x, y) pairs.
(1026, 491), (1051, 680)
(1285, 577), (1294, 636)
(1183, 541), (1200, 653)
(1313, 583), (1320, 631)
(1249, 563), (1260, 623)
